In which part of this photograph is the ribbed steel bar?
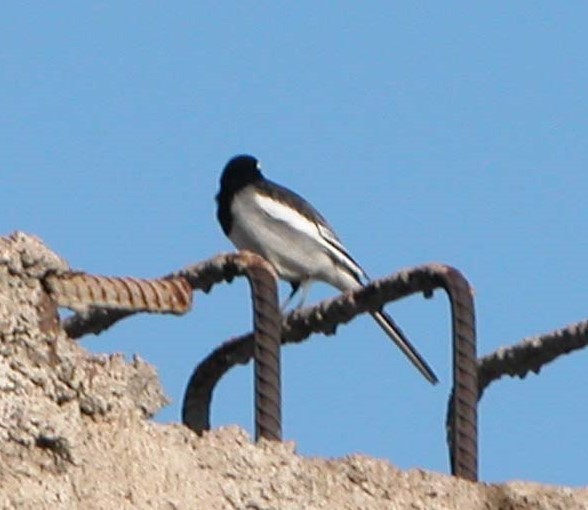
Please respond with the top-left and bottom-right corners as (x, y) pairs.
(181, 263), (478, 479)
(45, 272), (192, 313)
(242, 262), (281, 441)
(182, 335), (253, 433)
(52, 273), (192, 338)
(478, 318), (588, 398)
(62, 252), (276, 339)
(57, 252), (282, 441)
(177, 252), (281, 441)
(435, 267), (478, 482)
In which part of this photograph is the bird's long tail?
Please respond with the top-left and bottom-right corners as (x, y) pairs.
(370, 310), (438, 384)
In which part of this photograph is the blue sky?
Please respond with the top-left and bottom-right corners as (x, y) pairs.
(2, 3), (587, 486)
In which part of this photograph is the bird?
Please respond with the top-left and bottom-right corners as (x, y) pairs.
(216, 154), (438, 384)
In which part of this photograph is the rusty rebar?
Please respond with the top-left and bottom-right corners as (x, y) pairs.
(62, 252), (275, 339)
(58, 252), (282, 441)
(63, 308), (134, 339)
(435, 267), (478, 482)
(46, 272), (192, 313)
(177, 252), (282, 441)
(181, 335), (254, 433)
(52, 273), (192, 338)
(182, 262), (478, 479)
(478, 318), (588, 398)
(248, 263), (282, 441)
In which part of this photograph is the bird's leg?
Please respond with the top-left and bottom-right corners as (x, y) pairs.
(294, 280), (311, 309)
(280, 282), (300, 313)
(280, 280), (311, 313)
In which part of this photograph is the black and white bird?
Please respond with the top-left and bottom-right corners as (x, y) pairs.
(216, 154), (438, 384)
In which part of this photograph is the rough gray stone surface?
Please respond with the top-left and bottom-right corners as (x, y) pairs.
(1, 232), (586, 510)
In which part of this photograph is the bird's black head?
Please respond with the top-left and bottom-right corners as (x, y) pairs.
(216, 154), (264, 235)
(219, 154), (263, 195)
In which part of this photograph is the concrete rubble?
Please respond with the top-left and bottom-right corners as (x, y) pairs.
(1, 232), (586, 510)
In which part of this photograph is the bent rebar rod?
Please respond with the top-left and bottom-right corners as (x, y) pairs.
(59, 252), (282, 442)
(177, 252), (282, 441)
(478, 318), (588, 398)
(45, 272), (192, 316)
(61, 252), (276, 338)
(182, 263), (478, 481)
(59, 273), (192, 338)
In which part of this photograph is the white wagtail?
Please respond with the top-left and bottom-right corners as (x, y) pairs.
(216, 154), (438, 384)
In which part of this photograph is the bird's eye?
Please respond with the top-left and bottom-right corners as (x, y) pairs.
(257, 161), (262, 170)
